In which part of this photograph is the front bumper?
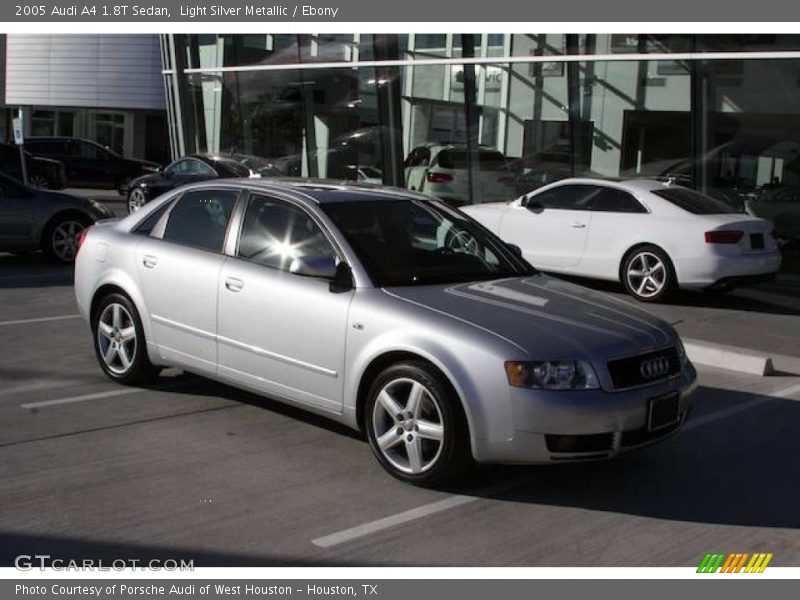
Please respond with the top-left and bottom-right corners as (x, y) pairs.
(473, 362), (697, 464)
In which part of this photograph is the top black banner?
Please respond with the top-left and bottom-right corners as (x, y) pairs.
(4, 0), (800, 21)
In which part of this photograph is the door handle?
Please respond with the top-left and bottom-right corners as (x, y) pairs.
(142, 255), (158, 268)
(571, 222), (587, 229)
(225, 277), (244, 292)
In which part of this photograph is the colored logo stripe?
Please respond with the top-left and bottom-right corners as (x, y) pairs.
(697, 552), (773, 573)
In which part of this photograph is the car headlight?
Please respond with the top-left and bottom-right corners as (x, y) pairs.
(505, 360), (600, 390)
(675, 338), (689, 366)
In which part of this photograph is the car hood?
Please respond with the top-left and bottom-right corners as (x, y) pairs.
(384, 274), (677, 361)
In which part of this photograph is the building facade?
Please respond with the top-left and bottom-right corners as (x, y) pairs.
(162, 33), (800, 217)
(2, 34), (168, 163)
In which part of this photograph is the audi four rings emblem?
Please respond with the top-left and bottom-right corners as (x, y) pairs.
(640, 355), (670, 379)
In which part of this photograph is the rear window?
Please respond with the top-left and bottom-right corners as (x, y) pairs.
(652, 187), (739, 214)
(436, 150), (509, 170)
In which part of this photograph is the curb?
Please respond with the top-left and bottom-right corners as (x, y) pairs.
(683, 338), (774, 376)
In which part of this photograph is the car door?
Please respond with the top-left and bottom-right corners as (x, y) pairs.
(135, 188), (240, 374)
(582, 186), (649, 276)
(217, 192), (354, 413)
(68, 141), (112, 187)
(0, 176), (34, 246)
(499, 184), (594, 269)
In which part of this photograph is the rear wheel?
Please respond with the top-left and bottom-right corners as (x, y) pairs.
(365, 362), (471, 485)
(92, 293), (160, 385)
(622, 245), (676, 302)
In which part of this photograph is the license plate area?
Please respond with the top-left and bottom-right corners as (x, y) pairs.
(750, 233), (764, 250)
(648, 392), (680, 431)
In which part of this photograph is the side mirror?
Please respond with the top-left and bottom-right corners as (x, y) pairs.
(506, 243), (523, 258)
(289, 255), (338, 279)
(523, 196), (544, 211)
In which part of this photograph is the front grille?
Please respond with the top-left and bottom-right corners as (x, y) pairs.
(607, 346), (680, 390)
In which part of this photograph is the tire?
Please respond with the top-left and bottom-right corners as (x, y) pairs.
(42, 214), (91, 263)
(364, 361), (471, 486)
(127, 188), (148, 214)
(91, 293), (160, 385)
(621, 245), (676, 302)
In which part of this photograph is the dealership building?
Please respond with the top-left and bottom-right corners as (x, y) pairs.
(1, 34), (169, 164)
(158, 33), (800, 214)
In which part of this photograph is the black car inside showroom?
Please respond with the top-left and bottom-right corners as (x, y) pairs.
(1, 31), (799, 574)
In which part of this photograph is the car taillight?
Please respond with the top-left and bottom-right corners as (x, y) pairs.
(426, 172), (453, 184)
(704, 230), (744, 244)
(76, 227), (91, 253)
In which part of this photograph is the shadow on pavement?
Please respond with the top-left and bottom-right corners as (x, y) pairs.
(0, 253), (73, 289)
(0, 532), (365, 567)
(442, 385), (800, 529)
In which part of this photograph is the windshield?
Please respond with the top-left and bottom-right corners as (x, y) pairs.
(216, 159), (252, 177)
(322, 199), (534, 287)
(652, 187), (740, 214)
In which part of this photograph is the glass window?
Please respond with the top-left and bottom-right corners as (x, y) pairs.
(162, 190), (238, 252)
(651, 187), (740, 215)
(70, 142), (107, 160)
(531, 185), (599, 210)
(322, 199), (532, 286)
(169, 158), (216, 175)
(134, 201), (174, 235)
(237, 194), (335, 271)
(592, 188), (647, 213)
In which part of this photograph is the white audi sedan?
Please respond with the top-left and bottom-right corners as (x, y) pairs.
(462, 178), (782, 301)
(75, 180), (697, 485)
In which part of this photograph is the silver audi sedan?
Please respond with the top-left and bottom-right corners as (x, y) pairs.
(75, 180), (697, 485)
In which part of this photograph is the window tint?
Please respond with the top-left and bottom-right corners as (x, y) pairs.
(27, 140), (66, 155)
(652, 187), (739, 214)
(169, 158), (216, 175)
(237, 194), (335, 271)
(436, 150), (509, 171)
(162, 190), (238, 252)
(531, 185), (597, 210)
(70, 142), (106, 160)
(592, 188), (647, 213)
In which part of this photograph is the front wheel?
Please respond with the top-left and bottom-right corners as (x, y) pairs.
(622, 245), (676, 302)
(127, 188), (148, 214)
(92, 293), (160, 385)
(28, 174), (51, 189)
(365, 362), (471, 485)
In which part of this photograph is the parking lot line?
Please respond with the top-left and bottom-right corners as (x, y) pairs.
(312, 494), (479, 548)
(0, 314), (80, 327)
(312, 381), (800, 549)
(20, 388), (143, 410)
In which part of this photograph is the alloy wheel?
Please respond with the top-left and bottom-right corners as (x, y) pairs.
(371, 377), (445, 475)
(96, 303), (137, 375)
(51, 220), (86, 262)
(28, 175), (50, 189)
(128, 189), (147, 213)
(626, 251), (667, 299)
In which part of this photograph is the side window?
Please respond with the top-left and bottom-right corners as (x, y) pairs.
(162, 190), (238, 252)
(237, 194), (335, 272)
(70, 142), (105, 160)
(592, 188), (647, 213)
(532, 185), (598, 210)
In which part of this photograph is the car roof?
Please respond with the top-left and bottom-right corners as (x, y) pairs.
(207, 177), (429, 204)
(542, 177), (679, 193)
